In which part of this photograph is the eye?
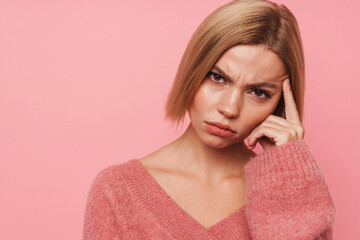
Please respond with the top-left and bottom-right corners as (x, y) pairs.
(251, 88), (272, 100)
(207, 72), (226, 84)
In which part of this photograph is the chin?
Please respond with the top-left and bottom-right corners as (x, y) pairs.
(201, 135), (239, 149)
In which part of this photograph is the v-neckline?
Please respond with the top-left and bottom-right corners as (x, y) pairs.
(120, 158), (247, 239)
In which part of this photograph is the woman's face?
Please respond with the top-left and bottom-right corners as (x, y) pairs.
(187, 44), (288, 148)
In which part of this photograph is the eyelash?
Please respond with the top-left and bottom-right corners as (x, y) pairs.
(207, 72), (272, 100)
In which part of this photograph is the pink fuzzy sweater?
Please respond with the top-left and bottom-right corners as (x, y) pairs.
(82, 140), (336, 239)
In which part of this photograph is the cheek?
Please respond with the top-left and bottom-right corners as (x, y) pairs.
(187, 88), (204, 122)
(241, 98), (281, 133)
(188, 84), (219, 114)
(245, 110), (268, 130)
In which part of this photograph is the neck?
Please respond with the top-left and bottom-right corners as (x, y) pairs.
(170, 124), (253, 183)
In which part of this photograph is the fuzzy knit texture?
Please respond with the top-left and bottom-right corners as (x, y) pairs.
(82, 140), (336, 239)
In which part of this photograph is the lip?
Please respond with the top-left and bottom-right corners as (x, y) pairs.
(205, 121), (236, 138)
(205, 121), (237, 133)
(206, 122), (236, 133)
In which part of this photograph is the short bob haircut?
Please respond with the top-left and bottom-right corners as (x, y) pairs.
(165, 0), (305, 127)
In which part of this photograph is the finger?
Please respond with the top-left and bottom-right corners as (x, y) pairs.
(248, 126), (278, 147)
(248, 126), (291, 147)
(283, 78), (301, 124)
(258, 121), (296, 134)
(266, 114), (299, 129)
(257, 136), (276, 151)
(264, 117), (305, 139)
(246, 115), (294, 142)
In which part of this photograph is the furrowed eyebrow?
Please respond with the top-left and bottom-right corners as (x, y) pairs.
(246, 82), (279, 89)
(211, 65), (280, 89)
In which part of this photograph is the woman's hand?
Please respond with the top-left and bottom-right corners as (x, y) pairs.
(245, 78), (305, 152)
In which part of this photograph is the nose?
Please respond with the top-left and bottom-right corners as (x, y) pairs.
(217, 88), (241, 119)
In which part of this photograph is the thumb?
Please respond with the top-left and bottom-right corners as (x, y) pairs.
(258, 136), (275, 152)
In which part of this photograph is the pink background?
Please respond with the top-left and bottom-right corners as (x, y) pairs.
(1, 0), (359, 239)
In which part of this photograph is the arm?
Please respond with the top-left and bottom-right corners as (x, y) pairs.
(82, 169), (120, 240)
(244, 140), (336, 240)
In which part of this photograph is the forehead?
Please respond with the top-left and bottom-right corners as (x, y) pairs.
(214, 44), (287, 83)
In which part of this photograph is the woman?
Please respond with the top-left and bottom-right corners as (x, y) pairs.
(83, 0), (336, 239)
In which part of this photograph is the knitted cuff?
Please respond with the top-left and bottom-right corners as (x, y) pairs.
(244, 140), (323, 192)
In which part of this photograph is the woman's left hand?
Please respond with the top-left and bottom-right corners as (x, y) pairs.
(246, 78), (305, 152)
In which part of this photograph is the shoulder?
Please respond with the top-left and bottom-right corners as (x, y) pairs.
(138, 141), (178, 171)
(84, 160), (146, 222)
(95, 159), (137, 178)
(89, 159), (139, 193)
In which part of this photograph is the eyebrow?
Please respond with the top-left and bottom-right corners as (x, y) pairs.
(211, 65), (280, 89)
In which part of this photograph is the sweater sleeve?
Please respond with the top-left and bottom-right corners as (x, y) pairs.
(243, 140), (336, 240)
(82, 169), (120, 240)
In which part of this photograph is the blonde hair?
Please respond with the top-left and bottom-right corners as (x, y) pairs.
(165, 0), (305, 127)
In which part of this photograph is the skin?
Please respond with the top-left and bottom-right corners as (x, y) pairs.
(188, 44), (304, 154)
(139, 44), (304, 228)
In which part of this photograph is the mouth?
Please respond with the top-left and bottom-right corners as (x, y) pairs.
(205, 121), (237, 133)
